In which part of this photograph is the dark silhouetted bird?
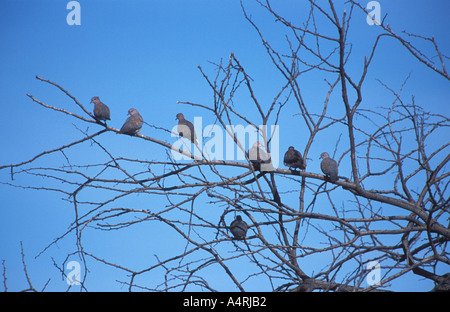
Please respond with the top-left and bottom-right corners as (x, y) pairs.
(176, 113), (198, 145)
(119, 108), (143, 135)
(90, 96), (110, 122)
(284, 146), (305, 170)
(248, 141), (273, 171)
(230, 215), (248, 240)
(320, 152), (338, 182)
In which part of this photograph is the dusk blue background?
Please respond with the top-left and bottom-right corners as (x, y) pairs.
(0, 0), (449, 291)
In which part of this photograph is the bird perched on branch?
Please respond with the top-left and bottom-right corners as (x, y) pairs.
(119, 108), (143, 135)
(248, 141), (273, 171)
(230, 215), (248, 240)
(90, 96), (110, 122)
(284, 146), (305, 170)
(320, 152), (338, 182)
(176, 113), (198, 145)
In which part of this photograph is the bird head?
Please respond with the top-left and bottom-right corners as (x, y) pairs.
(320, 152), (330, 159)
(90, 96), (100, 104)
(176, 113), (184, 121)
(252, 141), (264, 149)
(128, 108), (138, 116)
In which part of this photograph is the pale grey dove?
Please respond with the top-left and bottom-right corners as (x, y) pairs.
(320, 152), (338, 182)
(176, 113), (198, 145)
(90, 96), (110, 122)
(119, 108), (143, 135)
(248, 141), (273, 171)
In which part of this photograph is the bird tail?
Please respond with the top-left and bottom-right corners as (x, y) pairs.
(330, 173), (338, 182)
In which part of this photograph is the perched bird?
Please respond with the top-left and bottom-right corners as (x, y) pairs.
(230, 215), (248, 240)
(176, 113), (198, 145)
(248, 141), (273, 171)
(119, 108), (143, 135)
(284, 146), (305, 170)
(90, 96), (110, 122)
(320, 152), (338, 182)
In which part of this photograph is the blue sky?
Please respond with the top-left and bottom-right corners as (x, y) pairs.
(0, 0), (449, 292)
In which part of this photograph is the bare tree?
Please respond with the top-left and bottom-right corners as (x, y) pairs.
(1, 0), (449, 292)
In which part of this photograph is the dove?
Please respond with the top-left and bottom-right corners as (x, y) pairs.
(284, 146), (305, 170)
(176, 113), (198, 145)
(248, 141), (273, 171)
(230, 215), (248, 240)
(90, 96), (110, 122)
(119, 108), (143, 135)
(320, 152), (338, 182)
